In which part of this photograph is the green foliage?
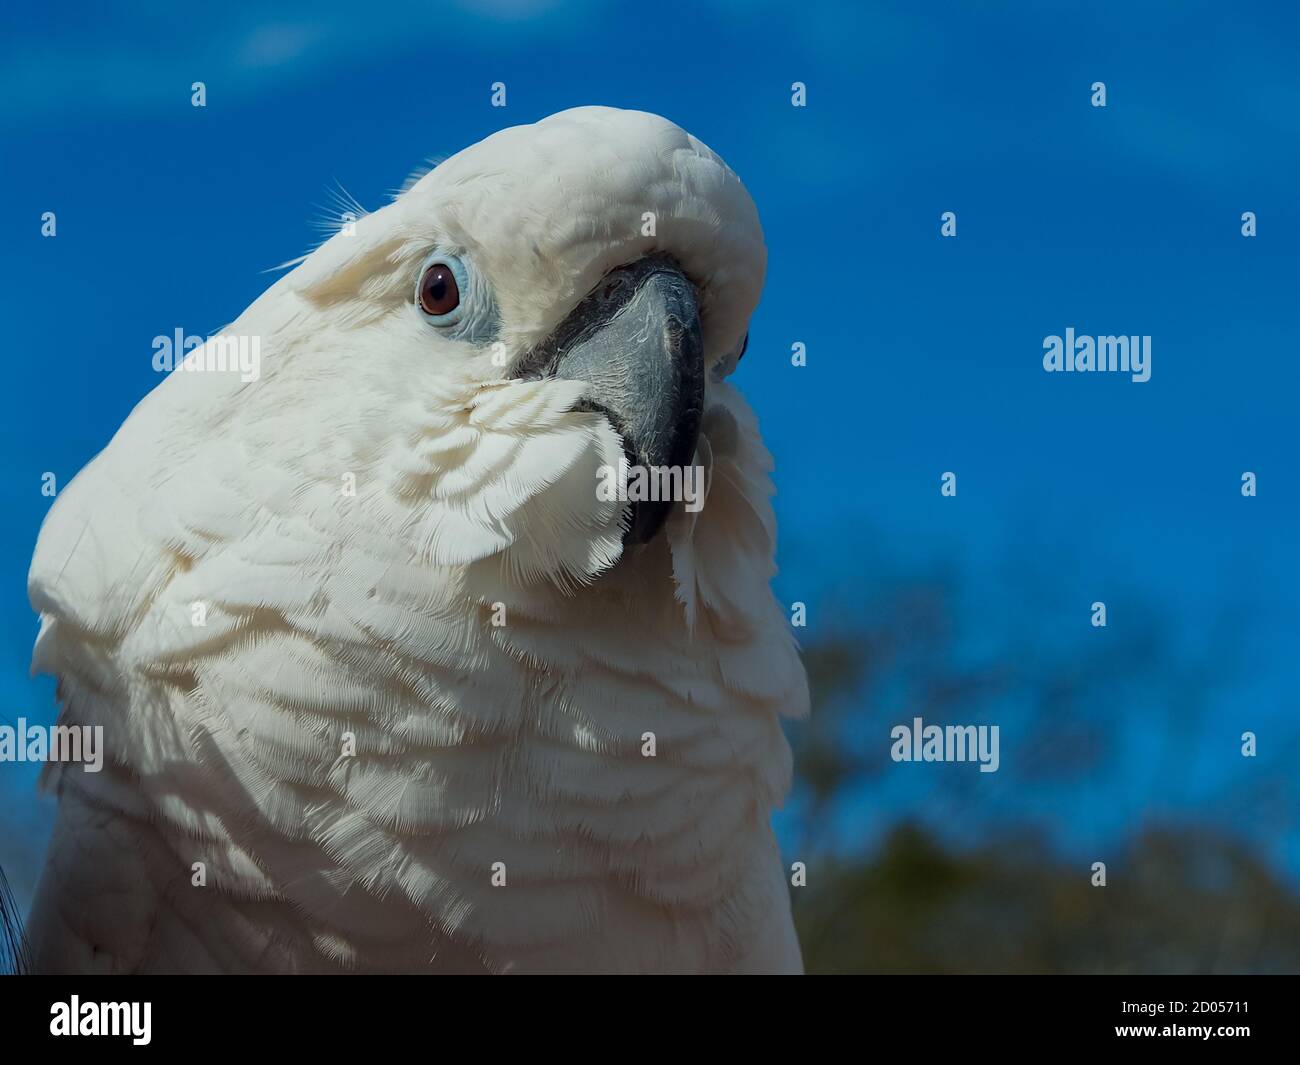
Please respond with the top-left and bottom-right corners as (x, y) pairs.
(794, 822), (1300, 974)
(786, 566), (1300, 974)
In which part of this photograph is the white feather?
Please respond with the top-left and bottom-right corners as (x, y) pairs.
(26, 107), (807, 974)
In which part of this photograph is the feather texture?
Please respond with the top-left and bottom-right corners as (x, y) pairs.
(26, 107), (807, 974)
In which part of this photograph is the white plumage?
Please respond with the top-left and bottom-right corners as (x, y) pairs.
(26, 107), (809, 973)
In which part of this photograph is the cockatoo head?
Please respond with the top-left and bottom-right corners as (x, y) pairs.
(87, 108), (780, 635)
(225, 107), (774, 606)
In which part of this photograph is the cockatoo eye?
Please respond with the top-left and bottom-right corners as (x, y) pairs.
(413, 249), (500, 343)
(418, 261), (462, 319)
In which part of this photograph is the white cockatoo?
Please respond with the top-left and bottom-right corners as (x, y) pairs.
(25, 106), (809, 974)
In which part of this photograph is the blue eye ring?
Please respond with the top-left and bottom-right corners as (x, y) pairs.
(414, 248), (501, 344)
(416, 251), (470, 327)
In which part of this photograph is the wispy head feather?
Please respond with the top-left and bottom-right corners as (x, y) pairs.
(391, 156), (447, 201)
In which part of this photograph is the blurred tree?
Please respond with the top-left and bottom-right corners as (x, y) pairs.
(793, 822), (1300, 974)
(785, 565), (1300, 974)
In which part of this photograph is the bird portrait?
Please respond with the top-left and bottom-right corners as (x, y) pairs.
(24, 106), (809, 974)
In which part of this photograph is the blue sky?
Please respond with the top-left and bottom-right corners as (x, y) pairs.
(2, 0), (1298, 908)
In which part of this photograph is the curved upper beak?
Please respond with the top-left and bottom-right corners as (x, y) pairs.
(516, 256), (705, 544)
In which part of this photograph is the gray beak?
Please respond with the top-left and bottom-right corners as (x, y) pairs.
(517, 255), (705, 544)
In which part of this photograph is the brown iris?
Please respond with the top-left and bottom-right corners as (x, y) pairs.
(419, 262), (460, 316)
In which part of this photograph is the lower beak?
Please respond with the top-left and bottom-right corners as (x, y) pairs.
(519, 255), (705, 544)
